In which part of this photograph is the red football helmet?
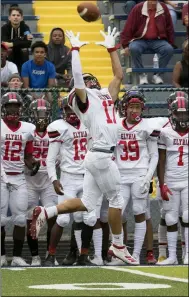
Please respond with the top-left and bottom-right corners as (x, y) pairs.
(170, 96), (189, 130)
(1, 92), (23, 121)
(167, 91), (188, 114)
(69, 73), (101, 90)
(121, 90), (146, 121)
(29, 98), (51, 130)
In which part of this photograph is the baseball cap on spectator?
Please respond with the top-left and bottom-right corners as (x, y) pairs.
(8, 73), (22, 82)
(1, 42), (8, 51)
(10, 4), (19, 7)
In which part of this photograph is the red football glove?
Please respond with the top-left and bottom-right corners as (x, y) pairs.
(160, 184), (173, 201)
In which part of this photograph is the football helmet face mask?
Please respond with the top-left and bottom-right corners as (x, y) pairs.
(121, 90), (146, 122)
(1, 92), (22, 122)
(61, 96), (80, 126)
(29, 99), (51, 131)
(69, 73), (101, 90)
(170, 97), (189, 131)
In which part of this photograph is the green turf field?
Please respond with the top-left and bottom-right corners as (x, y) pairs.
(2, 266), (188, 296)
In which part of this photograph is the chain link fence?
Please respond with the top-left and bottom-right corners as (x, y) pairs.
(2, 87), (188, 237)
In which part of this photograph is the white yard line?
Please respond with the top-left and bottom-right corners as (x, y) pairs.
(102, 266), (188, 283)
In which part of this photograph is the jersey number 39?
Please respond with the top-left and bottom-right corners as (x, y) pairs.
(119, 140), (139, 161)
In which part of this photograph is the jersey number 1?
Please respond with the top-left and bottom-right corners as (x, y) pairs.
(178, 146), (184, 166)
(102, 100), (116, 124)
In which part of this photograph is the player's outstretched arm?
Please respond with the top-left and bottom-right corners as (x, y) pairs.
(96, 26), (123, 102)
(65, 30), (89, 103)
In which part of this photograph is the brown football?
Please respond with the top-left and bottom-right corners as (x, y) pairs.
(77, 2), (101, 22)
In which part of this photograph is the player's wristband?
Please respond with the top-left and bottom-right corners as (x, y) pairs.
(107, 43), (121, 53)
(159, 183), (166, 189)
(71, 47), (80, 52)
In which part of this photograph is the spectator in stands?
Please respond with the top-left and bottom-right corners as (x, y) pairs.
(123, 0), (177, 30)
(120, 0), (174, 85)
(123, 0), (143, 15)
(163, 1), (178, 31)
(182, 3), (189, 37)
(21, 41), (56, 103)
(7, 73), (33, 121)
(1, 6), (33, 73)
(8, 73), (23, 89)
(1, 42), (18, 86)
(47, 27), (72, 87)
(172, 39), (189, 88)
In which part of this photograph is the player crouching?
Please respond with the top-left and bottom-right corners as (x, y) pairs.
(157, 92), (189, 265)
(1, 92), (40, 267)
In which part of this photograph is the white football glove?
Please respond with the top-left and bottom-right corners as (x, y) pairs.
(65, 30), (89, 48)
(140, 177), (151, 194)
(95, 26), (120, 49)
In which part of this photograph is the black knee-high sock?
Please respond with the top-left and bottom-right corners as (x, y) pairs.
(27, 234), (39, 257)
(47, 230), (51, 251)
(101, 222), (110, 258)
(81, 223), (93, 255)
(1, 226), (6, 256)
(27, 220), (38, 257)
(70, 222), (78, 253)
(13, 226), (25, 257)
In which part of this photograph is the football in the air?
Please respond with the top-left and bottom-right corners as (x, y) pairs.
(77, 2), (101, 22)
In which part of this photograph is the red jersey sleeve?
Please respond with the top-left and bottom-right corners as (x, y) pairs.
(25, 140), (34, 154)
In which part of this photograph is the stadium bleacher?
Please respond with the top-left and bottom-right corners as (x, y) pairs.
(1, 0), (187, 272)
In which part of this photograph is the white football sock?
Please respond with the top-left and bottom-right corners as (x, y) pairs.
(92, 228), (102, 257)
(45, 206), (58, 219)
(167, 231), (178, 260)
(74, 230), (82, 254)
(133, 221), (146, 259)
(112, 233), (123, 246)
(158, 224), (167, 257)
(184, 228), (188, 255)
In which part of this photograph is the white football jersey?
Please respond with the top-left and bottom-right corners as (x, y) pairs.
(68, 88), (118, 150)
(47, 119), (89, 175)
(158, 125), (188, 182)
(32, 130), (49, 173)
(115, 118), (159, 177)
(1, 120), (35, 173)
(146, 117), (169, 130)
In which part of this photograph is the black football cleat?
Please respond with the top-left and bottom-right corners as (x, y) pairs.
(44, 254), (56, 267)
(62, 251), (77, 266)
